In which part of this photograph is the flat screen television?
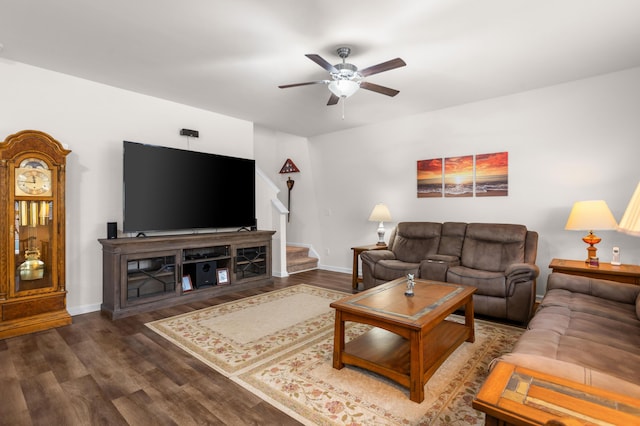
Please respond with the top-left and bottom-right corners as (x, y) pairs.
(123, 141), (255, 233)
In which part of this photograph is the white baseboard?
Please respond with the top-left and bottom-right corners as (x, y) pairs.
(68, 303), (101, 316)
(318, 264), (351, 274)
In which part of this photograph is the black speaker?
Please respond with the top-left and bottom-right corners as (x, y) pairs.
(184, 261), (217, 288)
(107, 222), (117, 239)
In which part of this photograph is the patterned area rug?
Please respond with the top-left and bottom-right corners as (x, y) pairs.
(146, 284), (346, 375)
(147, 284), (523, 425)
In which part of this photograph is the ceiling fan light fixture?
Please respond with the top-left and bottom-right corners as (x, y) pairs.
(328, 79), (360, 98)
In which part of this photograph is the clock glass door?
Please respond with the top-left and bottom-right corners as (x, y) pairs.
(14, 199), (56, 293)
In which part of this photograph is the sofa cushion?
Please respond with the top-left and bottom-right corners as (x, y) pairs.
(460, 223), (527, 272)
(636, 291), (640, 320)
(446, 266), (506, 297)
(512, 326), (640, 386)
(541, 288), (639, 326)
(547, 272), (640, 305)
(391, 222), (442, 263)
(528, 305), (640, 351)
(438, 222), (467, 257)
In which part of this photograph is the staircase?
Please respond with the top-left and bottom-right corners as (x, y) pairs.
(286, 246), (318, 274)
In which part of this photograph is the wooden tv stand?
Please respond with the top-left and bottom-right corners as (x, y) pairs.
(99, 230), (275, 319)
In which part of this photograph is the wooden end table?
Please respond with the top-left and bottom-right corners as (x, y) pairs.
(549, 258), (640, 285)
(473, 361), (640, 426)
(351, 243), (387, 289)
(330, 277), (475, 403)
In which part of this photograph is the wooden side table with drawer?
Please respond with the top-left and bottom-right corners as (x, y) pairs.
(351, 244), (387, 290)
(549, 258), (640, 285)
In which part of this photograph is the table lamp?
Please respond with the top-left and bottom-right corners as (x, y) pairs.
(565, 200), (618, 263)
(369, 203), (392, 246)
(618, 182), (640, 237)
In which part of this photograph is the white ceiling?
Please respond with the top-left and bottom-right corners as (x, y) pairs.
(1, 0), (640, 138)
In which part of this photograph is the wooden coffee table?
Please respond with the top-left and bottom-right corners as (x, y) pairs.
(330, 277), (476, 403)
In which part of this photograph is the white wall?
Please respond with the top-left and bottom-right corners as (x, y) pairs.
(275, 67), (640, 294)
(0, 60), (254, 315)
(3, 58), (638, 314)
(254, 126), (323, 247)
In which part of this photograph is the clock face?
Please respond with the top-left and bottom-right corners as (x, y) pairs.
(15, 168), (52, 196)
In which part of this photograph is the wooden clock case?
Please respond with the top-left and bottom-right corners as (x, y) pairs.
(0, 130), (72, 339)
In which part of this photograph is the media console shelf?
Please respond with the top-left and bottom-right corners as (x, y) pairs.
(99, 230), (275, 319)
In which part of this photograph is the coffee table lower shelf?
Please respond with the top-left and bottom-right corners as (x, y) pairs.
(342, 320), (472, 393)
(334, 313), (473, 402)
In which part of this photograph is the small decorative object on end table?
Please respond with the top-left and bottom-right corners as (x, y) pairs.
(549, 258), (640, 285)
(351, 243), (387, 289)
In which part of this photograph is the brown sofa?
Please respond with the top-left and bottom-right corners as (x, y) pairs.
(495, 272), (640, 397)
(360, 222), (539, 323)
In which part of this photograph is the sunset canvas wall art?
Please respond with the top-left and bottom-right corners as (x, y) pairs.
(444, 155), (474, 197)
(475, 152), (508, 197)
(417, 158), (443, 198)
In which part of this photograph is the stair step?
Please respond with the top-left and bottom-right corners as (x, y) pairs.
(286, 245), (310, 260)
(287, 257), (318, 273)
(286, 245), (318, 274)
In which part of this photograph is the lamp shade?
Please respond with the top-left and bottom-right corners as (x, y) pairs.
(328, 80), (359, 98)
(369, 203), (392, 222)
(565, 200), (618, 231)
(618, 182), (640, 237)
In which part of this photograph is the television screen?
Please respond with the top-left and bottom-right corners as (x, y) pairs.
(123, 141), (255, 233)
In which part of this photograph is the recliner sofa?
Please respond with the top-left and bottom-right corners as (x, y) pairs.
(360, 222), (539, 323)
(494, 272), (640, 397)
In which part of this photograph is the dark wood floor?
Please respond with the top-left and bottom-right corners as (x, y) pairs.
(0, 269), (353, 426)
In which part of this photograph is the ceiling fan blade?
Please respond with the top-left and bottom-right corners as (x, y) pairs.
(360, 82), (400, 97)
(327, 93), (340, 105)
(278, 80), (326, 89)
(359, 58), (406, 77)
(305, 54), (339, 73)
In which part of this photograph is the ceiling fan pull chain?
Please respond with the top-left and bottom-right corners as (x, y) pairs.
(342, 98), (346, 120)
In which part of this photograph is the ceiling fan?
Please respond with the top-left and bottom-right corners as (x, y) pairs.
(279, 47), (406, 106)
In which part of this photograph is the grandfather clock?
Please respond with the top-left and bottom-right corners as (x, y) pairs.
(0, 130), (72, 339)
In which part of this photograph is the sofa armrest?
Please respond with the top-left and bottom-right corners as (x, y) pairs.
(359, 249), (396, 265)
(505, 262), (539, 279)
(547, 272), (640, 304)
(504, 263), (539, 297)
